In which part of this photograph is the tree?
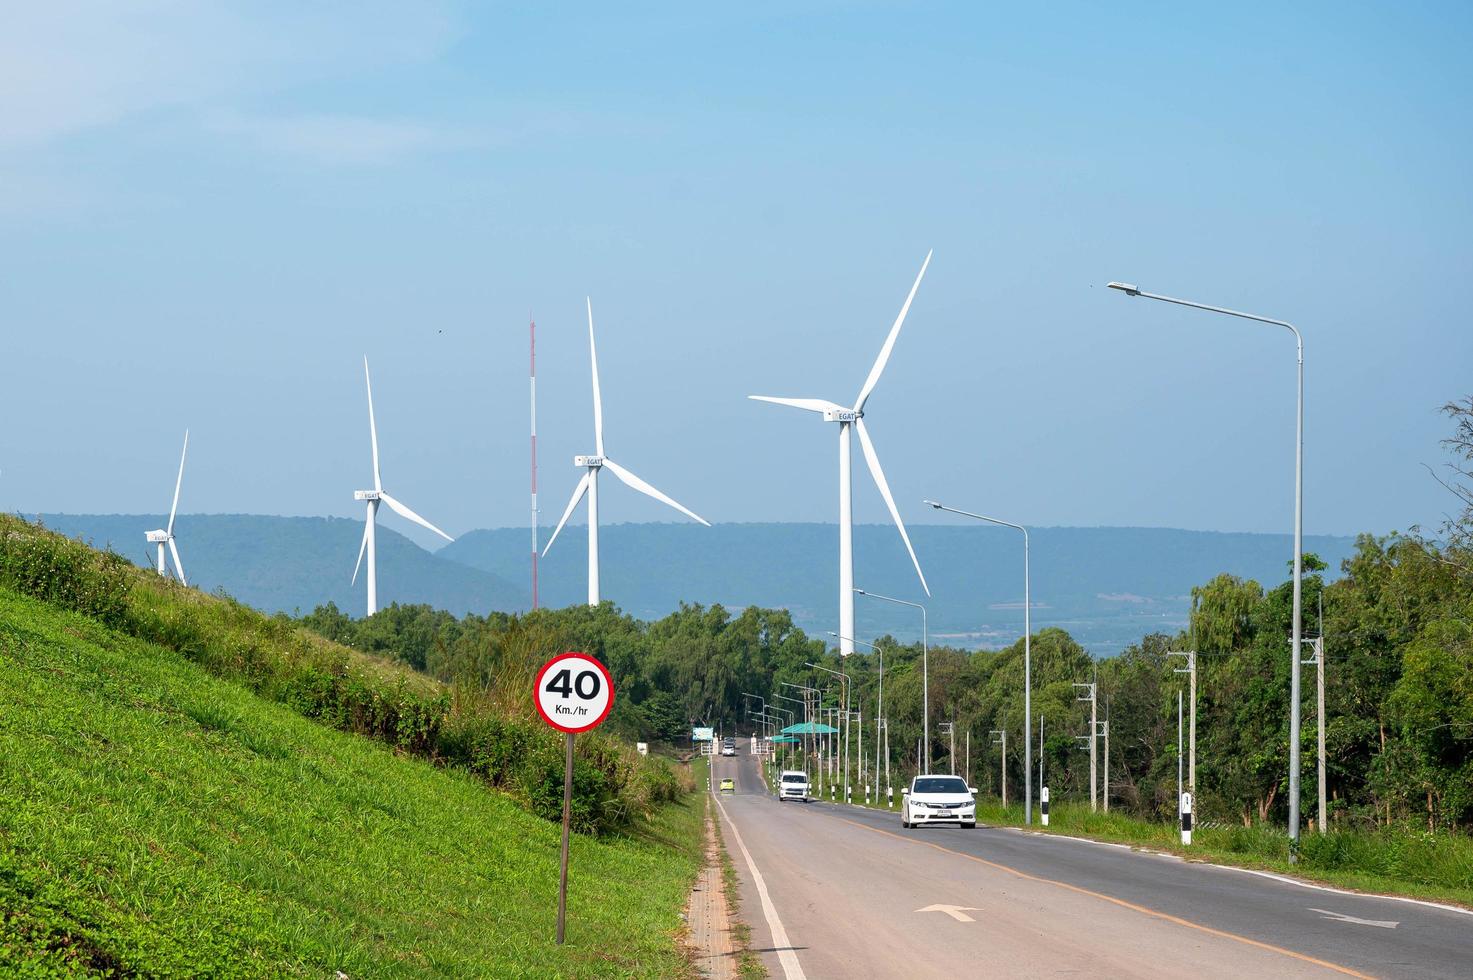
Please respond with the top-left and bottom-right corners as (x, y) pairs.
(1435, 395), (1473, 557)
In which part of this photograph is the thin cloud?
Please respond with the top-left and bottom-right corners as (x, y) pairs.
(0, 1), (458, 150)
(207, 112), (488, 166)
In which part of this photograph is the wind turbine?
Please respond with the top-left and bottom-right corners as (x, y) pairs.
(544, 299), (710, 605)
(351, 357), (454, 616)
(749, 251), (932, 656)
(144, 430), (189, 585)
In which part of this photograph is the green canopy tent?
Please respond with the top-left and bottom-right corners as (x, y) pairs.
(781, 721), (839, 735)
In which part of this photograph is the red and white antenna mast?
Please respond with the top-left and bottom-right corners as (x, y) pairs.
(530, 314), (539, 610)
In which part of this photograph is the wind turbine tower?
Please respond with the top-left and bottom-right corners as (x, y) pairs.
(351, 357), (455, 616)
(144, 430), (189, 585)
(749, 251), (933, 655)
(544, 299), (710, 604)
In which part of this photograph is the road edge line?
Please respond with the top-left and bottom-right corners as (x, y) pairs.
(833, 815), (1373, 979)
(990, 822), (1473, 917)
(714, 794), (807, 980)
(1206, 863), (1473, 917)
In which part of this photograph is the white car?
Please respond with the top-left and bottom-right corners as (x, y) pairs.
(901, 775), (977, 829)
(778, 770), (811, 802)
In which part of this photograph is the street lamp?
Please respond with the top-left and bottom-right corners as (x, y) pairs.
(808, 661), (852, 803)
(924, 501), (1033, 825)
(831, 632), (890, 799)
(855, 588), (929, 772)
(1107, 281), (1306, 856)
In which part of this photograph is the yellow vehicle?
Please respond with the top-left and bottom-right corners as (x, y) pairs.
(719, 777), (735, 793)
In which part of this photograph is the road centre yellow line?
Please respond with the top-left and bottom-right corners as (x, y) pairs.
(833, 815), (1374, 979)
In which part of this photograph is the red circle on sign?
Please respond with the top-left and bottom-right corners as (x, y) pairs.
(534, 652), (615, 734)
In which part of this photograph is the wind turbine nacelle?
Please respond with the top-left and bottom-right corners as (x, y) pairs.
(824, 409), (861, 423)
(145, 530), (170, 543)
(574, 455), (604, 468)
(354, 490), (382, 501)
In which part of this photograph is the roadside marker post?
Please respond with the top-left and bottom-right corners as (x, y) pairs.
(1180, 792), (1194, 845)
(533, 652), (615, 946)
(1041, 786), (1050, 827)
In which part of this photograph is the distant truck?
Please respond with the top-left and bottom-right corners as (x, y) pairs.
(778, 770), (811, 803)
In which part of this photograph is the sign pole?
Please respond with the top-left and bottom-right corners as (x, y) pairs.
(534, 651), (614, 949)
(557, 731), (574, 944)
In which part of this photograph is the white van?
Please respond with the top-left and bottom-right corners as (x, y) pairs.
(778, 770), (811, 802)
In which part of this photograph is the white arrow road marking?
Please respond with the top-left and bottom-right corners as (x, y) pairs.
(916, 904), (981, 922)
(1308, 908), (1399, 929)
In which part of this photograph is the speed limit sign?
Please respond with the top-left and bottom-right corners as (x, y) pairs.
(534, 652), (614, 734)
(535, 651), (615, 947)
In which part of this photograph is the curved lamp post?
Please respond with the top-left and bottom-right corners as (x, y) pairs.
(1107, 281), (1305, 856)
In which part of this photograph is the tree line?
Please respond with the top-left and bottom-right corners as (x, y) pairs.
(295, 398), (1473, 833)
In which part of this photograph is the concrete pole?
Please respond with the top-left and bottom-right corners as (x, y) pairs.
(965, 730), (971, 789)
(1189, 651), (1197, 797)
(1090, 691), (1098, 812)
(1317, 634), (1327, 832)
(991, 729), (1006, 807)
(1102, 718), (1110, 814)
(1177, 689), (1183, 819)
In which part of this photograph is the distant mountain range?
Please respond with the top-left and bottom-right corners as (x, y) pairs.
(33, 514), (1361, 655)
(30, 514), (526, 617)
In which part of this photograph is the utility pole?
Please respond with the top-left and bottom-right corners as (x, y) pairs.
(883, 714), (891, 800)
(1317, 632), (1326, 832)
(1177, 689), (1184, 820)
(1038, 713), (1044, 800)
(1169, 649), (1197, 796)
(990, 729), (1007, 807)
(1101, 716), (1110, 813)
(939, 722), (955, 775)
(965, 730), (971, 789)
(1304, 593), (1327, 832)
(529, 316), (539, 609)
(1074, 682), (1098, 811)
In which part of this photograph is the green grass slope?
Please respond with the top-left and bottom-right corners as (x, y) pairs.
(0, 587), (703, 978)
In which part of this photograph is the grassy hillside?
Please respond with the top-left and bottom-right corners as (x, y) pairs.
(0, 586), (704, 976)
(0, 514), (676, 835)
(31, 513), (528, 617)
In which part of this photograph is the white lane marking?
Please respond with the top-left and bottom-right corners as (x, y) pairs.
(915, 904), (980, 922)
(1308, 907), (1399, 929)
(713, 794), (807, 980)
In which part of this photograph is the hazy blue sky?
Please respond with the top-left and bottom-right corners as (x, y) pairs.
(5, 2), (1471, 548)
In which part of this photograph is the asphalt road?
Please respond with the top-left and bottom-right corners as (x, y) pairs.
(711, 753), (1473, 980)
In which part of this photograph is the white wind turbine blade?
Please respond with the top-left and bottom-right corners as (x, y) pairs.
(855, 417), (929, 596)
(588, 298), (605, 456)
(168, 537), (187, 587)
(351, 518), (371, 584)
(364, 356), (382, 491)
(747, 396), (846, 415)
(602, 458), (711, 526)
(543, 470), (591, 556)
(379, 492), (454, 542)
(166, 429), (188, 535)
(855, 249), (932, 412)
